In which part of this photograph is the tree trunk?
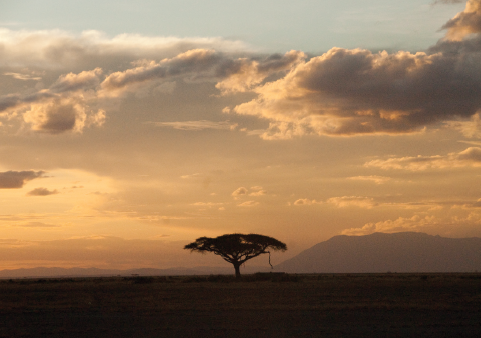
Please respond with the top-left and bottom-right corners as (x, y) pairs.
(233, 263), (241, 279)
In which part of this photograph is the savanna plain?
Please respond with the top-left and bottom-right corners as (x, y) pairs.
(1, 273), (480, 337)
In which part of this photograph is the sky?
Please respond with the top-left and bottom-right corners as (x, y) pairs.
(1, 0), (481, 271)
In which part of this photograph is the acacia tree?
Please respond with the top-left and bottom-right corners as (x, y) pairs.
(184, 233), (287, 279)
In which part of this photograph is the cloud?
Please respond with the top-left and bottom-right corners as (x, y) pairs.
(150, 120), (237, 131)
(293, 198), (322, 206)
(99, 49), (222, 97)
(347, 175), (391, 184)
(27, 187), (59, 196)
(326, 196), (376, 209)
(4, 72), (42, 81)
(1, 68), (105, 134)
(237, 200), (259, 207)
(441, 0), (481, 40)
(341, 215), (440, 235)
(0, 170), (45, 188)
(49, 68), (102, 93)
(22, 96), (105, 134)
(232, 187), (248, 197)
(98, 49), (304, 98)
(249, 189), (267, 196)
(447, 113), (481, 138)
(3, 3), (481, 139)
(0, 29), (248, 69)
(191, 202), (224, 207)
(0, 69), (102, 114)
(364, 147), (481, 170)
(228, 45), (481, 138)
(215, 50), (306, 94)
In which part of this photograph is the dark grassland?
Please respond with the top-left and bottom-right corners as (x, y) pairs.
(0, 273), (480, 337)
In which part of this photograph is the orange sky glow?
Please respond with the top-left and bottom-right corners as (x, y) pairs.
(1, 1), (481, 270)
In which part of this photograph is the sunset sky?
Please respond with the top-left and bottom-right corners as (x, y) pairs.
(1, 0), (481, 270)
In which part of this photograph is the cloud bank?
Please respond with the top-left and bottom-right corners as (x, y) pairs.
(2, 1), (481, 139)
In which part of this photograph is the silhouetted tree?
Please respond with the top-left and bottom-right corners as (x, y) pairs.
(184, 233), (287, 279)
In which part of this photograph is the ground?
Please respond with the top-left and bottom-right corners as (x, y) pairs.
(0, 273), (480, 337)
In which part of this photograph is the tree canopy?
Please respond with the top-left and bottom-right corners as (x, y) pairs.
(184, 233), (287, 278)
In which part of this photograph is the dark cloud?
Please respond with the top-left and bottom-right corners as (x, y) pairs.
(0, 94), (21, 112)
(0, 171), (45, 189)
(99, 49), (222, 95)
(227, 2), (481, 139)
(100, 49), (305, 97)
(229, 45), (481, 137)
(22, 96), (105, 134)
(27, 187), (59, 196)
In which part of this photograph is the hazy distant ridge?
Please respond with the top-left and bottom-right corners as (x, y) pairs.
(275, 232), (481, 273)
(0, 266), (270, 279)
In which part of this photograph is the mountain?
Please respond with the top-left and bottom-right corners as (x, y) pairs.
(275, 232), (481, 273)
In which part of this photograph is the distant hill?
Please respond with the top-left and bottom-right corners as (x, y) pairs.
(275, 232), (481, 273)
(0, 265), (271, 279)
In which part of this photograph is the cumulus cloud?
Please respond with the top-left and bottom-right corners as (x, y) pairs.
(99, 49), (222, 97)
(98, 49), (304, 98)
(232, 187), (248, 197)
(27, 187), (59, 196)
(1, 68), (105, 134)
(150, 120), (237, 131)
(215, 50), (306, 94)
(249, 189), (267, 196)
(327, 196), (377, 209)
(364, 147), (481, 170)
(227, 45), (481, 138)
(49, 68), (102, 93)
(3, 3), (481, 139)
(22, 97), (105, 134)
(442, 0), (481, 40)
(0, 170), (45, 188)
(293, 198), (322, 206)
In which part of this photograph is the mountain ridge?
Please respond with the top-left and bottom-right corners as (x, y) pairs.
(275, 232), (481, 273)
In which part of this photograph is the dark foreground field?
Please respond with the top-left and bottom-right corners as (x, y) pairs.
(0, 273), (480, 337)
